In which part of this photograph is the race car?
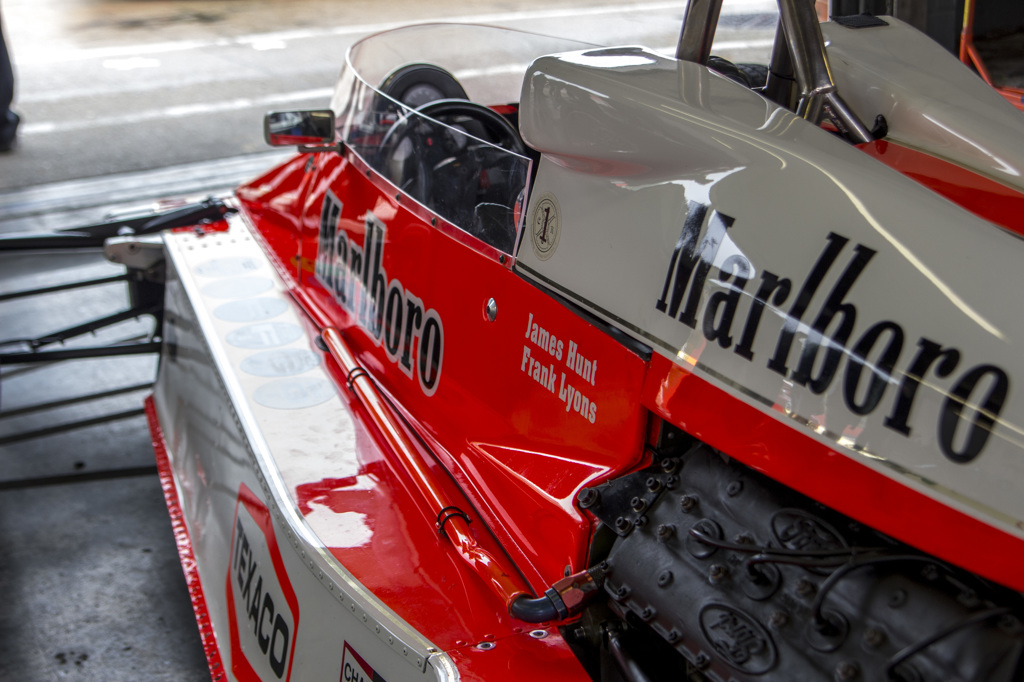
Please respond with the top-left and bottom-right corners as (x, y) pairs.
(6, 0), (1024, 679)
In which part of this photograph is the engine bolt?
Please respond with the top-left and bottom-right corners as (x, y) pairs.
(646, 477), (663, 493)
(835, 661), (860, 681)
(577, 488), (599, 509)
(614, 517), (631, 533)
(709, 564), (728, 584)
(640, 606), (655, 621)
(656, 524), (676, 542)
(665, 474), (679, 489)
(796, 579), (816, 597)
(657, 570), (673, 587)
(694, 653), (710, 669)
(726, 480), (743, 496)
(958, 589), (980, 608)
(768, 611), (788, 629)
(666, 629), (680, 643)
(630, 496), (647, 513)
(635, 516), (648, 529)
(888, 589), (908, 608)
(863, 628), (885, 648)
(999, 615), (1024, 635)
(680, 494), (698, 513)
(660, 458), (679, 474)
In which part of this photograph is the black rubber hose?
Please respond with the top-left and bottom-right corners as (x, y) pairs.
(508, 594), (560, 623)
(607, 629), (655, 682)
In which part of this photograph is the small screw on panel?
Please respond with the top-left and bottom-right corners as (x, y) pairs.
(835, 661), (860, 681)
(577, 488), (599, 509)
(709, 564), (728, 584)
(656, 524), (675, 542)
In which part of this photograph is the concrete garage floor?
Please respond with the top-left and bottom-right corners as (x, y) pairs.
(0, 249), (211, 681)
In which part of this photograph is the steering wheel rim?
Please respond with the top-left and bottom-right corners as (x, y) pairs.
(377, 99), (526, 228)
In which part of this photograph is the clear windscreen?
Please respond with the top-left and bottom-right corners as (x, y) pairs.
(330, 24), (597, 253)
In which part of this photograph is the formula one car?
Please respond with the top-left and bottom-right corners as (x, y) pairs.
(5, 0), (1024, 680)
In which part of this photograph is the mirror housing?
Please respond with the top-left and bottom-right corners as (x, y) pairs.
(264, 110), (336, 148)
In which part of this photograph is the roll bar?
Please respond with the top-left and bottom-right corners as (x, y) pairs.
(676, 0), (874, 143)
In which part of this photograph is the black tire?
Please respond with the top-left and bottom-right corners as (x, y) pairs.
(737, 63), (770, 89)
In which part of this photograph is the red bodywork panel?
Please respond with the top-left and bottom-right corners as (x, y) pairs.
(859, 139), (1024, 235)
(640, 353), (1024, 592)
(236, 151), (648, 644)
(147, 397), (228, 682)
(233, 138), (1024, 665)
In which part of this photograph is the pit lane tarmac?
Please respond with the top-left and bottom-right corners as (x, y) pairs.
(0, 137), (305, 682)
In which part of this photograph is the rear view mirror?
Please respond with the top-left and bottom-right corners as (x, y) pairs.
(264, 110), (335, 147)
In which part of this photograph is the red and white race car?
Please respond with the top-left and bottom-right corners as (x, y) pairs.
(18, 0), (1024, 679)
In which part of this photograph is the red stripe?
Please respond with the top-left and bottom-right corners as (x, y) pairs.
(642, 354), (1024, 592)
(145, 396), (230, 682)
(859, 139), (1024, 235)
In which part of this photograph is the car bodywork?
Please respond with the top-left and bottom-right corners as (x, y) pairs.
(4, 0), (1024, 680)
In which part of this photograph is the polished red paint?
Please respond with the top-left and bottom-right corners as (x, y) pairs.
(859, 139), (1024, 234)
(237, 153), (314, 286)
(641, 353), (1024, 592)
(244, 150), (651, 596)
(170, 221), (231, 233)
(229, 147), (652, 680)
(445, 629), (592, 681)
(320, 324), (531, 609)
(146, 396), (228, 682)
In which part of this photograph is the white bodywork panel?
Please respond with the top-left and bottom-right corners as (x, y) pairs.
(823, 17), (1024, 191)
(153, 219), (455, 682)
(516, 44), (1024, 540)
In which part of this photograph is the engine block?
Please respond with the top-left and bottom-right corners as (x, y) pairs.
(578, 442), (1024, 681)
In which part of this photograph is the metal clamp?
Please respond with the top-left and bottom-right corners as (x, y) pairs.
(436, 506), (471, 539)
(345, 367), (370, 394)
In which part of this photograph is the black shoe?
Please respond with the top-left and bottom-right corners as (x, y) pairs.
(0, 110), (20, 152)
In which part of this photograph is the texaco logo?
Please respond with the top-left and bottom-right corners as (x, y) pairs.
(227, 484), (300, 681)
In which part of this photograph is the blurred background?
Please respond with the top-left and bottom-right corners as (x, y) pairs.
(0, 0), (777, 232)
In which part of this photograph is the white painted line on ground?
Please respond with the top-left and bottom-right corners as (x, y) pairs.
(15, 1), (777, 65)
(19, 28), (774, 136)
(0, 151), (295, 225)
(20, 88), (335, 136)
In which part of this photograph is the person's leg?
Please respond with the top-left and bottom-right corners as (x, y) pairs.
(0, 11), (19, 151)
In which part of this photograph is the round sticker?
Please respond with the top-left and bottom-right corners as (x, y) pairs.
(530, 194), (561, 261)
(252, 378), (336, 410)
(240, 349), (322, 377)
(195, 257), (263, 278)
(201, 276), (274, 299)
(226, 322), (303, 349)
(213, 298), (288, 323)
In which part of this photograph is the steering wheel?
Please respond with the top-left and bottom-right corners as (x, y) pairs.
(377, 99), (527, 248)
(377, 63), (469, 110)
